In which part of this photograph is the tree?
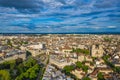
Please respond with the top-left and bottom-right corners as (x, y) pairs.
(83, 49), (89, 55)
(16, 63), (25, 75)
(103, 55), (114, 68)
(24, 57), (37, 68)
(103, 55), (110, 61)
(82, 65), (88, 73)
(97, 72), (105, 80)
(24, 41), (28, 44)
(0, 62), (10, 69)
(16, 73), (24, 80)
(16, 64), (40, 80)
(115, 67), (120, 73)
(104, 37), (112, 42)
(76, 61), (88, 73)
(76, 61), (83, 68)
(16, 58), (23, 65)
(63, 65), (75, 75)
(26, 51), (32, 57)
(9, 60), (16, 70)
(72, 48), (90, 55)
(82, 77), (91, 80)
(0, 60), (15, 70)
(29, 70), (37, 80)
(7, 39), (12, 47)
(0, 70), (11, 80)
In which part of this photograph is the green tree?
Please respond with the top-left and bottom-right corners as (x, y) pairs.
(16, 63), (25, 75)
(114, 67), (120, 73)
(7, 39), (13, 47)
(63, 65), (75, 75)
(26, 51), (32, 57)
(82, 65), (88, 73)
(0, 60), (15, 70)
(29, 70), (37, 80)
(76, 61), (88, 73)
(23, 41), (28, 44)
(16, 73), (25, 80)
(24, 57), (37, 68)
(82, 77), (91, 80)
(103, 55), (110, 61)
(97, 72), (105, 80)
(76, 61), (83, 68)
(16, 64), (40, 80)
(72, 48), (90, 55)
(104, 37), (112, 42)
(16, 58), (23, 65)
(0, 70), (11, 80)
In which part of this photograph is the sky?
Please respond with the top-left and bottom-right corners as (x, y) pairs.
(0, 0), (120, 33)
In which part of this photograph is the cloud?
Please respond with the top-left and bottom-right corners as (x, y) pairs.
(0, 0), (44, 13)
(0, 26), (31, 33)
(107, 26), (117, 29)
(0, 0), (120, 33)
(94, 0), (120, 8)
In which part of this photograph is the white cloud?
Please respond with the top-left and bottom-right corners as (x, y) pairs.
(91, 26), (101, 29)
(107, 26), (116, 28)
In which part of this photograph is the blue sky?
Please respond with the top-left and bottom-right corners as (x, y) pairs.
(0, 0), (120, 33)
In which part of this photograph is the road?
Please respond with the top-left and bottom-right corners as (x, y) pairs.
(36, 54), (49, 80)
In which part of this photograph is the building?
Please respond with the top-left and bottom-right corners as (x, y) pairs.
(91, 45), (104, 57)
(27, 43), (45, 50)
(71, 69), (85, 79)
(26, 43), (46, 56)
(49, 55), (72, 69)
(0, 50), (26, 63)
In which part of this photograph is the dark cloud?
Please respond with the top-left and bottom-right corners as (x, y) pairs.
(0, 0), (119, 13)
(72, 11), (102, 17)
(107, 14), (120, 17)
(0, 0), (44, 12)
(56, 0), (66, 4)
(94, 0), (120, 8)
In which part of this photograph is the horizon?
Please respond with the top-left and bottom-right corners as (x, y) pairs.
(0, 32), (120, 35)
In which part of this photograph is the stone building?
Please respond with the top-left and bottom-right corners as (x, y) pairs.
(91, 45), (104, 57)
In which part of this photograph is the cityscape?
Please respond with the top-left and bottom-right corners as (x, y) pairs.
(0, 34), (120, 80)
(0, 0), (120, 80)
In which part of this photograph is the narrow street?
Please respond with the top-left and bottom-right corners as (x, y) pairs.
(36, 54), (49, 80)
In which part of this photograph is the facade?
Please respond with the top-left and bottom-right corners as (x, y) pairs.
(27, 43), (46, 56)
(71, 69), (85, 79)
(27, 43), (45, 50)
(0, 51), (26, 63)
(91, 45), (104, 57)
